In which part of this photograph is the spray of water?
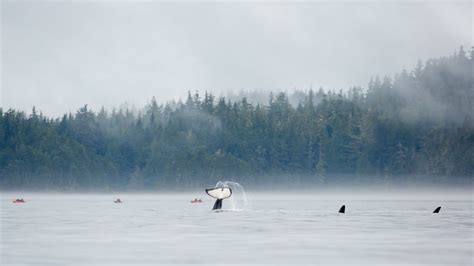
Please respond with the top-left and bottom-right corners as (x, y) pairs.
(215, 181), (248, 210)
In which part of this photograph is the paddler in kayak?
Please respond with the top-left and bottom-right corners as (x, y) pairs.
(190, 198), (202, 203)
(114, 198), (123, 203)
(13, 198), (25, 203)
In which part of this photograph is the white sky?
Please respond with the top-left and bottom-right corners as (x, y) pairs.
(1, 1), (472, 117)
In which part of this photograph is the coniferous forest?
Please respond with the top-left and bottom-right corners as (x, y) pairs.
(1, 48), (473, 190)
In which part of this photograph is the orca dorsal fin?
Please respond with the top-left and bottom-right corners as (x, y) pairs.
(338, 205), (345, 213)
(433, 206), (441, 213)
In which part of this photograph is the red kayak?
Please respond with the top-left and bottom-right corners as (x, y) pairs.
(13, 199), (25, 203)
(190, 199), (202, 203)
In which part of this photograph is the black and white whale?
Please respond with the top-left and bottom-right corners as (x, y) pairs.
(205, 187), (232, 210)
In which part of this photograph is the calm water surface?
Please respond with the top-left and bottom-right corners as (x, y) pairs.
(1, 191), (473, 265)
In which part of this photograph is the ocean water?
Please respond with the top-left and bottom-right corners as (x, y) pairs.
(0, 191), (472, 265)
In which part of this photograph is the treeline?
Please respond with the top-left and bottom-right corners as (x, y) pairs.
(1, 48), (473, 189)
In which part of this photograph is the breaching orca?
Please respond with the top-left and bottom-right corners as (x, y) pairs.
(205, 187), (232, 210)
(433, 206), (441, 213)
(338, 205), (345, 213)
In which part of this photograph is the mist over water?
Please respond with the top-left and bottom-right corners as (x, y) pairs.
(1, 190), (472, 265)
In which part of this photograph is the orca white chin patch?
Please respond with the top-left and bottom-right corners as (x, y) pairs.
(206, 187), (232, 200)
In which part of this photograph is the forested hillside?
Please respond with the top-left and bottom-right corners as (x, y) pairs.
(1, 48), (473, 189)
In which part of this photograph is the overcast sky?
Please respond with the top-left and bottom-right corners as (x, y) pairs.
(1, 1), (471, 117)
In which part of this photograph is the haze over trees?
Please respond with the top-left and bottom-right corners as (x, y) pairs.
(0, 48), (472, 190)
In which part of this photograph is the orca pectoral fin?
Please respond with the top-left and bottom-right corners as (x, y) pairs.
(212, 199), (223, 210)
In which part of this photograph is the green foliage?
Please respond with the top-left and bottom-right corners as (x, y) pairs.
(0, 49), (473, 189)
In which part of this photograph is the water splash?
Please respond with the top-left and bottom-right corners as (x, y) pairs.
(215, 181), (248, 210)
